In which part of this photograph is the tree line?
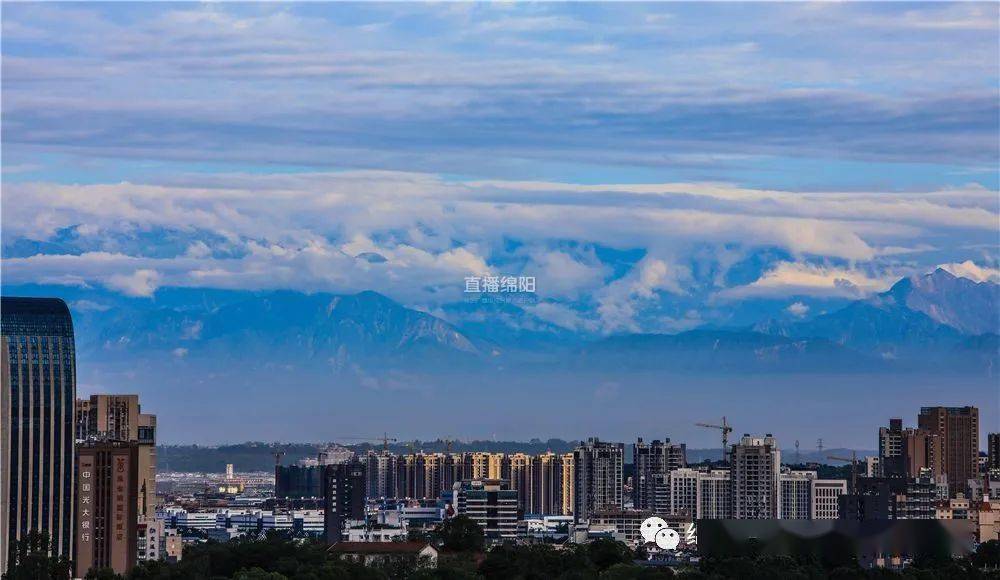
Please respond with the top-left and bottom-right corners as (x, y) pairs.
(4, 519), (999, 580)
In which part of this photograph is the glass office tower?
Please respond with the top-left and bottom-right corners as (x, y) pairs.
(1, 297), (76, 573)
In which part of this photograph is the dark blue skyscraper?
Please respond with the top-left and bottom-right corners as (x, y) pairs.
(1, 297), (76, 573)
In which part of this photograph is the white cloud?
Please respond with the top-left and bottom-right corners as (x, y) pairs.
(2, 172), (996, 333)
(172, 347), (188, 358)
(938, 260), (1000, 284)
(105, 269), (161, 297)
(185, 241), (212, 258)
(596, 257), (692, 333)
(70, 299), (110, 312)
(525, 250), (608, 300)
(717, 262), (899, 300)
(526, 302), (590, 332)
(785, 301), (810, 318)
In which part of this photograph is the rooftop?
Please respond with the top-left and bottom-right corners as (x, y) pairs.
(329, 541), (434, 555)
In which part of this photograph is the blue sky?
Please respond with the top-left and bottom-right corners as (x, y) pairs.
(2, 1), (998, 334)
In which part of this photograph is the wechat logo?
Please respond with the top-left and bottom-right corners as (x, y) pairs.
(640, 517), (680, 551)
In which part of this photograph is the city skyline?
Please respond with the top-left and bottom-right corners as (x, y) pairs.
(3, 4), (1000, 576)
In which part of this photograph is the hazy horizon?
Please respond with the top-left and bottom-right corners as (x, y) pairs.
(2, 3), (997, 447)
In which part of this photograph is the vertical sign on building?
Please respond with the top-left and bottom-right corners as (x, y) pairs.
(112, 453), (130, 572)
(76, 454), (95, 574)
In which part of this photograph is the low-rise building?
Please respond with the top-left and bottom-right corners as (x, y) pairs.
(345, 524), (407, 543)
(163, 530), (182, 564)
(589, 509), (651, 546)
(329, 542), (438, 569)
(935, 495), (971, 520)
(137, 517), (164, 562)
(977, 497), (1000, 543)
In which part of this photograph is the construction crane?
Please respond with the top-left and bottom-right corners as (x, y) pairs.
(273, 450), (285, 467)
(828, 451), (860, 492)
(330, 434), (398, 453)
(696, 417), (733, 463)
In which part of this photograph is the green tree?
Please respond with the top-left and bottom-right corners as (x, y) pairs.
(973, 540), (1000, 569)
(3, 532), (72, 580)
(85, 569), (123, 580)
(233, 568), (288, 580)
(587, 539), (633, 572)
(433, 516), (485, 553)
(408, 568), (478, 580)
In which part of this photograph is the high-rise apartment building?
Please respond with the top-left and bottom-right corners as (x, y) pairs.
(878, 418), (942, 479)
(918, 406), (979, 496)
(573, 438), (624, 521)
(508, 453), (534, 513)
(418, 453), (446, 500)
(839, 475), (937, 520)
(730, 434), (781, 519)
(811, 479), (847, 519)
(452, 479), (519, 541)
(442, 453), (466, 493)
(364, 450), (398, 500)
(663, 468), (732, 520)
(698, 470), (732, 520)
(658, 466), (839, 521)
(75, 440), (139, 577)
(389, 452), (470, 501)
(395, 454), (419, 500)
(632, 438), (686, 511)
(650, 473), (671, 516)
(778, 471), (815, 520)
(1, 297), (77, 575)
(463, 452), (507, 481)
(531, 452), (564, 515)
(76, 394), (158, 519)
(275, 464), (325, 500)
(560, 453), (575, 516)
(323, 461), (366, 544)
(668, 468), (699, 517)
(989, 433), (1000, 471)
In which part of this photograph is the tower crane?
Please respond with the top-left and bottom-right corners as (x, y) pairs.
(330, 434), (398, 453)
(827, 451), (860, 492)
(695, 417), (733, 463)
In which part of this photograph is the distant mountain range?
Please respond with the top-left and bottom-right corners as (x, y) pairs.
(752, 268), (998, 363)
(77, 268), (997, 376)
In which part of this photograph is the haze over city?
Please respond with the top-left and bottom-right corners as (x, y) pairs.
(2, 2), (997, 447)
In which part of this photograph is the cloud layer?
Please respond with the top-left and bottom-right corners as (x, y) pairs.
(3, 172), (997, 332)
(1, 3), (997, 187)
(1, 3), (997, 334)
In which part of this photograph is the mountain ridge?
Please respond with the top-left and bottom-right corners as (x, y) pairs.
(27, 267), (998, 376)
